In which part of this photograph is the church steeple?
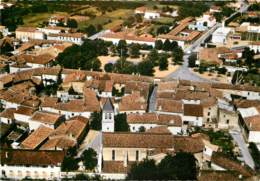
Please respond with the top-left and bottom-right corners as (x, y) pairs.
(102, 98), (114, 132)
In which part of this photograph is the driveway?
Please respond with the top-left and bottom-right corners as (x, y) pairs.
(229, 129), (255, 169)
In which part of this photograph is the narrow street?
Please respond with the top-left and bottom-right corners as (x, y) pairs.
(148, 86), (158, 112)
(229, 130), (255, 169)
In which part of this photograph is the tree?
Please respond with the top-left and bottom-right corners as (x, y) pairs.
(155, 40), (163, 50)
(188, 53), (197, 67)
(138, 60), (154, 76)
(135, 13), (143, 23)
(172, 46), (184, 64)
(146, 49), (159, 66)
(242, 47), (255, 68)
(123, 16), (135, 27)
(163, 39), (172, 51)
(217, 67), (227, 75)
(82, 57), (101, 71)
(129, 43), (140, 58)
(90, 111), (102, 130)
(115, 113), (129, 132)
(85, 25), (96, 36)
(104, 63), (114, 72)
(67, 19), (78, 28)
(114, 58), (137, 74)
(158, 153), (197, 180)
(110, 45), (117, 56)
(81, 148), (98, 170)
(157, 25), (170, 35)
(159, 54), (168, 70)
(61, 156), (79, 172)
(127, 159), (158, 180)
(117, 40), (128, 57)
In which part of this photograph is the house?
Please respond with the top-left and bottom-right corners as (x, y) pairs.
(0, 149), (65, 180)
(135, 6), (147, 14)
(15, 27), (45, 42)
(155, 99), (183, 116)
(212, 26), (233, 44)
(100, 32), (155, 47)
(238, 107), (260, 144)
(14, 54), (55, 69)
(14, 106), (36, 123)
(0, 108), (16, 124)
(201, 98), (218, 128)
(198, 170), (245, 181)
(47, 33), (85, 45)
(51, 99), (100, 119)
(183, 104), (203, 126)
(29, 111), (65, 130)
(189, 12), (216, 31)
(38, 26), (69, 35)
(127, 113), (183, 135)
(40, 116), (89, 150)
(218, 99), (239, 129)
(118, 91), (147, 114)
(211, 152), (254, 178)
(144, 10), (160, 20)
(48, 15), (68, 26)
(158, 17), (200, 49)
(20, 125), (53, 150)
(198, 47), (232, 65)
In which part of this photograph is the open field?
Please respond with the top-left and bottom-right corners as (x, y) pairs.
(78, 9), (134, 29)
(23, 12), (69, 27)
(192, 68), (230, 83)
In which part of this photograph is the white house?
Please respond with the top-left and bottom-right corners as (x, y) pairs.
(183, 104), (203, 126)
(38, 26), (69, 35)
(189, 12), (216, 31)
(0, 149), (65, 180)
(144, 10), (160, 20)
(15, 27), (45, 42)
(13, 106), (36, 123)
(212, 26), (232, 44)
(47, 33), (85, 45)
(128, 113), (183, 135)
(0, 108), (16, 124)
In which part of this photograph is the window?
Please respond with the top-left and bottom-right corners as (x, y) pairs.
(112, 150), (115, 160)
(133, 127), (135, 130)
(136, 150), (139, 161)
(226, 119), (229, 124)
(208, 112), (210, 116)
(248, 92), (250, 95)
(105, 113), (107, 119)
(207, 118), (210, 122)
(109, 113), (111, 119)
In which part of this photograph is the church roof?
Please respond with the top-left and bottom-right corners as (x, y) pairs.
(103, 98), (114, 112)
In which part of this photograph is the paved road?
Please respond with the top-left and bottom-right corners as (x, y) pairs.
(148, 86), (158, 112)
(166, 54), (214, 82)
(229, 130), (255, 169)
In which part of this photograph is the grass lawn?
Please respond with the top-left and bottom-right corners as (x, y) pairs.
(154, 17), (175, 25)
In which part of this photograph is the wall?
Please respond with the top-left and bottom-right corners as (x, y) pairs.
(248, 131), (260, 143)
(0, 165), (61, 180)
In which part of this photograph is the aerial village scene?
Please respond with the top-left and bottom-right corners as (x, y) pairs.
(0, 0), (260, 180)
